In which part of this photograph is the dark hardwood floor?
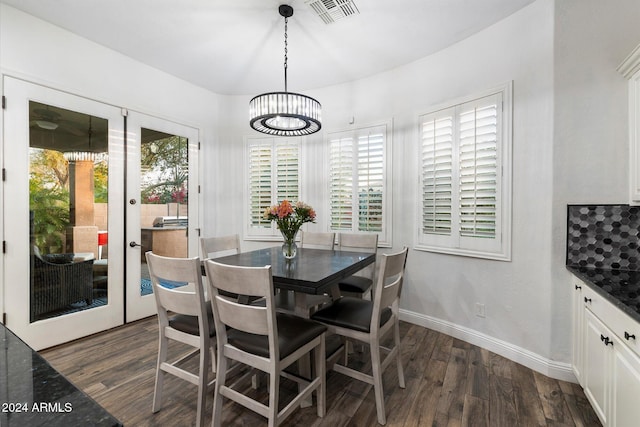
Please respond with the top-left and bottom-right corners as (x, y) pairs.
(40, 317), (601, 426)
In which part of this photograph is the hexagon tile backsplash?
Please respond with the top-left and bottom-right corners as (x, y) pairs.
(567, 204), (640, 270)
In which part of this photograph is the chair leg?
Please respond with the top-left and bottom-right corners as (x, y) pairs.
(195, 347), (210, 427)
(370, 338), (386, 425)
(251, 371), (261, 389)
(268, 370), (280, 427)
(152, 334), (168, 413)
(212, 354), (229, 427)
(315, 337), (326, 417)
(394, 319), (405, 389)
(343, 338), (350, 365)
(210, 346), (217, 374)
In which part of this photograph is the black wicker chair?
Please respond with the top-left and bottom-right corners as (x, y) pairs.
(31, 246), (94, 320)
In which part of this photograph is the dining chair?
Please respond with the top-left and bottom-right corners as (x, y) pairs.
(200, 234), (241, 258)
(200, 234), (247, 300)
(311, 247), (408, 425)
(337, 232), (379, 299)
(204, 259), (327, 427)
(145, 252), (216, 427)
(299, 231), (335, 250)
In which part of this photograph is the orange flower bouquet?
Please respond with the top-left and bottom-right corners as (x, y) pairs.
(264, 200), (316, 258)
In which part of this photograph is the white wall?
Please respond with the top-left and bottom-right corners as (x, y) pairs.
(216, 0), (563, 376)
(212, 0), (640, 379)
(551, 0), (640, 363)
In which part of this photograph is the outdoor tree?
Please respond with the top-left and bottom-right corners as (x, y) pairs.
(30, 148), (69, 189)
(140, 135), (188, 204)
(29, 149), (70, 252)
(94, 159), (108, 203)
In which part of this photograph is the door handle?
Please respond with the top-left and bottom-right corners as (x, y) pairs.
(129, 241), (142, 248)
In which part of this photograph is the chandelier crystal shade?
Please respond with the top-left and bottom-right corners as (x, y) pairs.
(249, 5), (322, 136)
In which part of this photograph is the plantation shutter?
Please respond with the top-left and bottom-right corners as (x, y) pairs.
(276, 142), (299, 203)
(458, 96), (499, 239)
(421, 109), (454, 235)
(247, 138), (300, 234)
(357, 129), (384, 232)
(328, 124), (389, 243)
(417, 87), (509, 260)
(329, 136), (354, 230)
(248, 142), (273, 228)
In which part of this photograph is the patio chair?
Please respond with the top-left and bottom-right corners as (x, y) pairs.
(31, 246), (94, 320)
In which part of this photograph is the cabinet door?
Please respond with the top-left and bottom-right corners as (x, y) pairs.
(572, 279), (585, 383)
(619, 45), (640, 203)
(611, 335), (640, 427)
(629, 70), (640, 203)
(584, 310), (610, 425)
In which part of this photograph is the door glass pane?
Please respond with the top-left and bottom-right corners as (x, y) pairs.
(139, 128), (189, 296)
(29, 101), (109, 322)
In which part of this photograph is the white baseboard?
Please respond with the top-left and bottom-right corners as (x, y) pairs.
(399, 309), (577, 383)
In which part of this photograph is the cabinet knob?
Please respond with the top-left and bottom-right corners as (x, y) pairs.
(600, 335), (613, 346)
(625, 331), (636, 340)
(584, 297), (592, 303)
(575, 285), (582, 290)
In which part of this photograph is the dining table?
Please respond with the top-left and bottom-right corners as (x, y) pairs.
(212, 245), (376, 317)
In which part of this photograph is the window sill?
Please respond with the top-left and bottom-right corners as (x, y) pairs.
(413, 244), (511, 262)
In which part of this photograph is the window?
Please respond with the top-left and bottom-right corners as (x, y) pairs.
(327, 123), (391, 246)
(245, 137), (300, 238)
(417, 84), (512, 260)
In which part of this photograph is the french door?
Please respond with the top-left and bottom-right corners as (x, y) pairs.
(125, 112), (199, 322)
(2, 77), (199, 348)
(3, 77), (125, 350)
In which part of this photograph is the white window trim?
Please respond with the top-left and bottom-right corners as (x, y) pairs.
(415, 82), (512, 261)
(243, 136), (304, 241)
(324, 119), (393, 247)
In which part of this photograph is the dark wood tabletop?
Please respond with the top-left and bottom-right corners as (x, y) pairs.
(212, 246), (375, 295)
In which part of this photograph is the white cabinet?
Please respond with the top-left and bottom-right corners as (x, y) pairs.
(618, 43), (640, 203)
(571, 276), (640, 427)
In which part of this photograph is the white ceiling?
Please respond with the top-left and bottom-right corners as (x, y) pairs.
(1, 0), (536, 96)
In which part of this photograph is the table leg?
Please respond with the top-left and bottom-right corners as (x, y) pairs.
(328, 283), (341, 301)
(294, 292), (310, 318)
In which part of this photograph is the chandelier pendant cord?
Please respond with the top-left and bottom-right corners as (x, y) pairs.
(284, 16), (288, 93)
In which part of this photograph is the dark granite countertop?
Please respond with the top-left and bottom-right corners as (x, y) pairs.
(567, 265), (640, 324)
(0, 323), (122, 427)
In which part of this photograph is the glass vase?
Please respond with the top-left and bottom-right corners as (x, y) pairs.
(281, 230), (298, 260)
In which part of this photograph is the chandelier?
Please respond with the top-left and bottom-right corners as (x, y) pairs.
(249, 4), (321, 137)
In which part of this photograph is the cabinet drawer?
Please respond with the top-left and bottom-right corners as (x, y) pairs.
(583, 286), (640, 357)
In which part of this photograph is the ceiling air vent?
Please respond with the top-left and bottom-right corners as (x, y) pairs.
(306, 0), (360, 24)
